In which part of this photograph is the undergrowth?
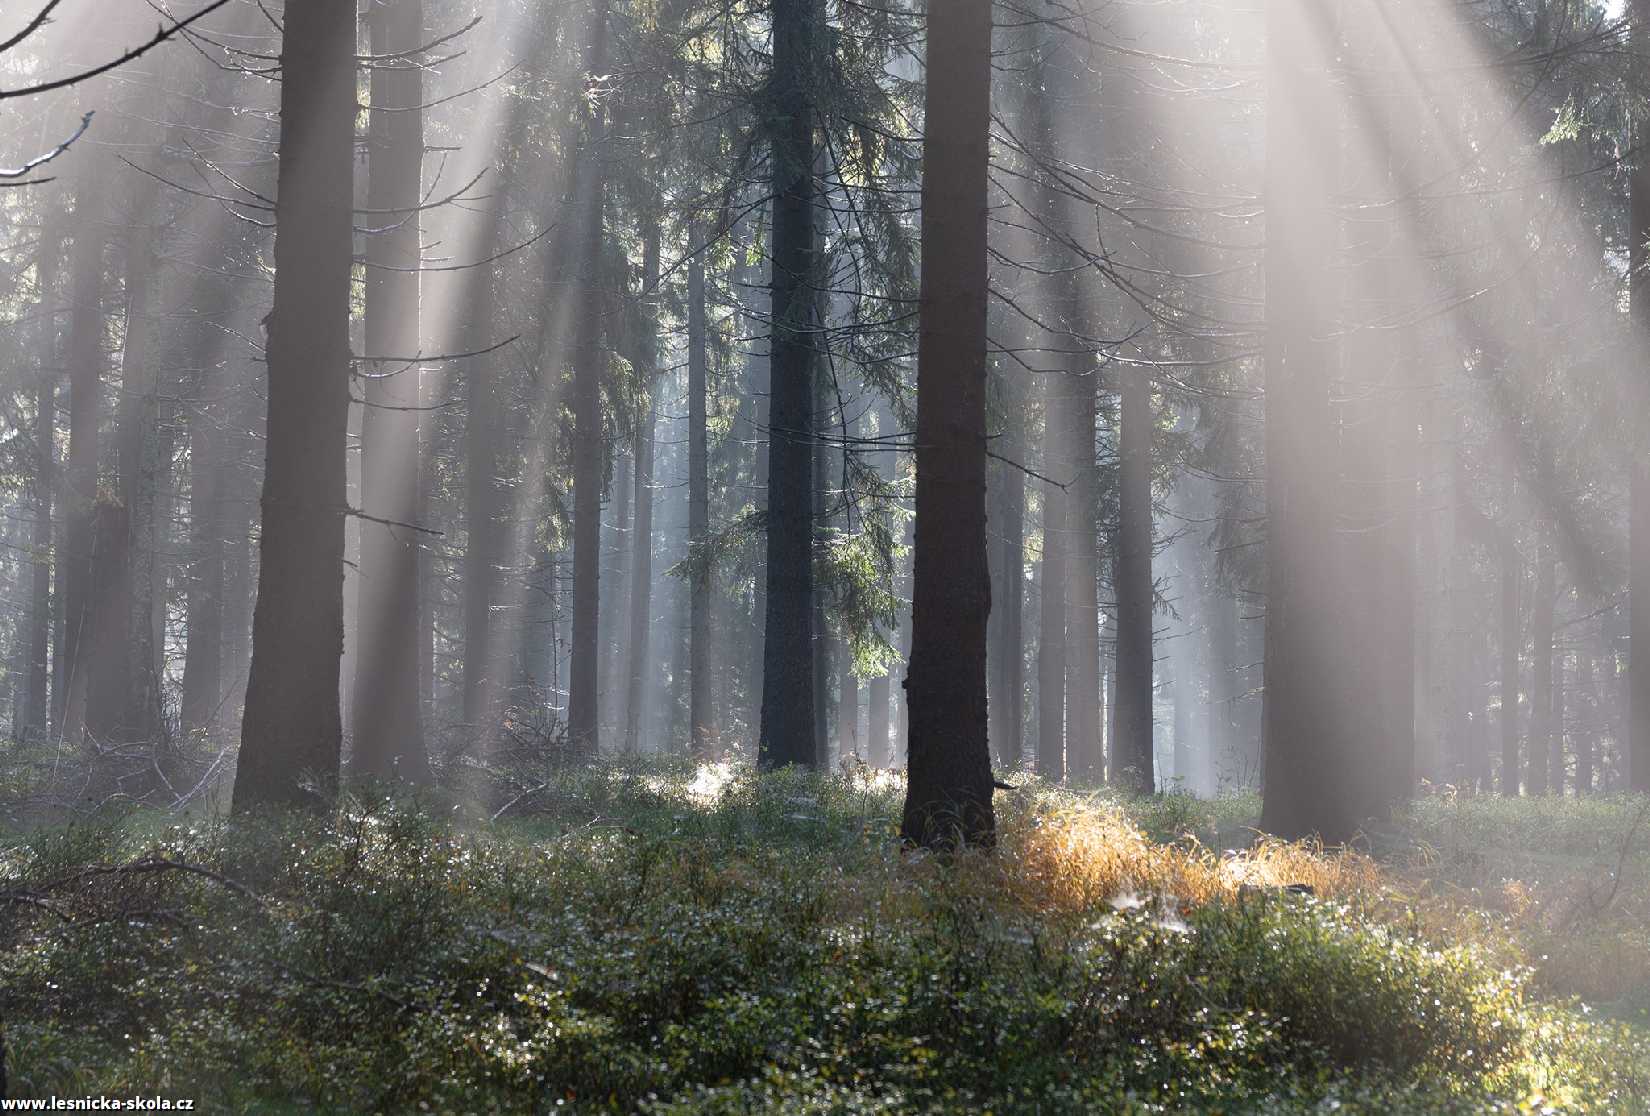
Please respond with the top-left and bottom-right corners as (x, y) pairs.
(0, 763), (1645, 1113)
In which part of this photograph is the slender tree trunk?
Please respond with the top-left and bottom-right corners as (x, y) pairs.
(1528, 542), (1554, 796)
(1578, 631), (1596, 794)
(625, 226), (661, 753)
(1552, 642), (1567, 796)
(901, 0), (995, 848)
(1500, 464), (1522, 795)
(688, 246), (713, 754)
(58, 180), (108, 748)
(987, 397), (1026, 770)
(114, 220), (161, 748)
(758, 0), (820, 769)
(567, 0), (613, 757)
(22, 229), (61, 741)
(1113, 363), (1154, 791)
(351, 0), (431, 782)
(232, 0), (357, 812)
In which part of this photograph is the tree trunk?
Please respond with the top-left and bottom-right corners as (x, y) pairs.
(1113, 362), (1155, 791)
(901, 0), (995, 848)
(58, 180), (108, 748)
(757, 0), (820, 770)
(1632, 0), (1650, 792)
(688, 246), (713, 754)
(21, 228), (62, 741)
(625, 226), (662, 753)
(1258, 0), (1354, 841)
(1528, 542), (1554, 796)
(232, 0), (357, 812)
(1500, 463), (1522, 795)
(987, 386), (1026, 770)
(352, 0), (431, 783)
(566, 0), (613, 757)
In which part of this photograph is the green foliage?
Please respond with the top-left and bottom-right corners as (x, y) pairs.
(1, 770), (1644, 1113)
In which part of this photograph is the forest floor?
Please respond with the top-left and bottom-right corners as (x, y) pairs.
(1, 760), (1648, 1113)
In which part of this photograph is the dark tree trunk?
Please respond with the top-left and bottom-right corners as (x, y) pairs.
(688, 247), (713, 754)
(758, 0), (820, 770)
(1113, 363), (1155, 792)
(901, 0), (995, 848)
(232, 0), (357, 812)
(352, 0), (431, 783)
(567, 0), (612, 757)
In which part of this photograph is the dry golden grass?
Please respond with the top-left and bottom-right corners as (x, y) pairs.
(992, 792), (1382, 916)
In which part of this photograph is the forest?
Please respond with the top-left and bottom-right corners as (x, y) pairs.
(1, 0), (1649, 1110)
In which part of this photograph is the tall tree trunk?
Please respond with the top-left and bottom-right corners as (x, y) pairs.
(1552, 641), (1567, 796)
(625, 226), (662, 753)
(232, 0), (357, 812)
(58, 180), (108, 748)
(688, 246), (713, 754)
(1578, 631), (1597, 794)
(1632, 0), (1650, 792)
(566, 0), (612, 757)
(352, 0), (431, 782)
(114, 219), (161, 748)
(21, 227), (62, 741)
(1528, 542), (1554, 796)
(901, 0), (995, 848)
(758, 0), (820, 770)
(1258, 0), (1354, 841)
(987, 391), (1026, 770)
(1113, 363), (1155, 791)
(1500, 463), (1522, 795)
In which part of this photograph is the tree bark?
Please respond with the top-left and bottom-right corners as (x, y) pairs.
(1113, 362), (1155, 791)
(351, 0), (431, 783)
(566, 0), (612, 757)
(901, 0), (995, 848)
(688, 246), (713, 755)
(232, 0), (357, 812)
(757, 0), (820, 770)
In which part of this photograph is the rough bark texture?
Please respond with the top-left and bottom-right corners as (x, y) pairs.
(232, 0), (357, 812)
(901, 0), (996, 849)
(758, 0), (820, 770)
(352, 0), (431, 783)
